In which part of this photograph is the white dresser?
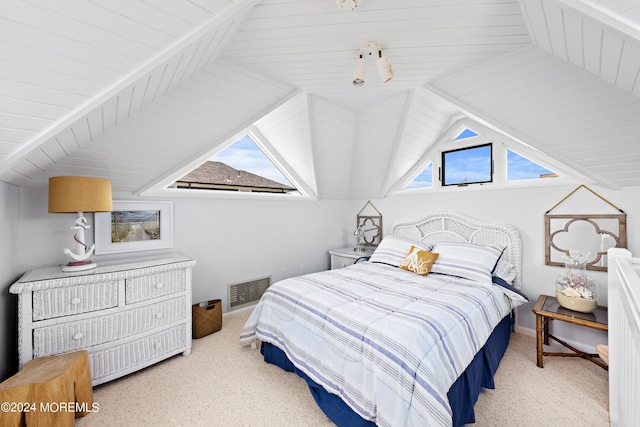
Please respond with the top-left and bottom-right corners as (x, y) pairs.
(9, 254), (196, 386)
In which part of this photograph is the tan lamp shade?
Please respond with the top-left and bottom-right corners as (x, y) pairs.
(48, 176), (113, 213)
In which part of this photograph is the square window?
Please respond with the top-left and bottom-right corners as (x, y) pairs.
(441, 144), (492, 186)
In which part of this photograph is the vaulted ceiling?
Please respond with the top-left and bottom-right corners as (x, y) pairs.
(1, 0), (640, 200)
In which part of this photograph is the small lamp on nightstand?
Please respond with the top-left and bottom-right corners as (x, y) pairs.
(48, 176), (112, 272)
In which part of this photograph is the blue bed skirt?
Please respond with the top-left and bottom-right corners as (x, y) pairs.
(261, 314), (512, 427)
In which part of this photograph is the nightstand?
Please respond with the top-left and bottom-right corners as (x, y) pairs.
(532, 294), (608, 370)
(329, 247), (375, 269)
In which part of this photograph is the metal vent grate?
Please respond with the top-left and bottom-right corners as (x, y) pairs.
(227, 276), (271, 311)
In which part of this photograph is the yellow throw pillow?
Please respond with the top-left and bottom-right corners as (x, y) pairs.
(400, 246), (439, 276)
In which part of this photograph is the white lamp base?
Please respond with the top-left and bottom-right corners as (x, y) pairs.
(60, 211), (98, 272)
(61, 259), (97, 272)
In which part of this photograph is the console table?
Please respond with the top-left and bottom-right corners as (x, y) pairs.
(10, 254), (196, 386)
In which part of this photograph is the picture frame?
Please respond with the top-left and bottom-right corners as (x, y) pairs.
(95, 201), (173, 255)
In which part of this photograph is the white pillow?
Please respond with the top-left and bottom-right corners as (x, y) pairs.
(430, 242), (504, 285)
(369, 236), (433, 267)
(493, 259), (517, 284)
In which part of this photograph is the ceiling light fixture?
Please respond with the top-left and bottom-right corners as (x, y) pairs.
(352, 42), (394, 87)
(336, 0), (361, 11)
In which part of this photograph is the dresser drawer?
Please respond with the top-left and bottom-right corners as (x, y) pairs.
(331, 254), (358, 269)
(89, 324), (186, 382)
(33, 296), (187, 357)
(32, 281), (119, 321)
(126, 269), (186, 304)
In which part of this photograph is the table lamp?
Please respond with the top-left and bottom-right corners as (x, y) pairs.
(48, 176), (112, 272)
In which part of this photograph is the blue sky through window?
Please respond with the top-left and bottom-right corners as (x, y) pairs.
(211, 135), (294, 187)
(404, 123), (558, 191)
(507, 150), (555, 180)
(455, 128), (479, 140)
(407, 163), (432, 188)
(443, 144), (492, 185)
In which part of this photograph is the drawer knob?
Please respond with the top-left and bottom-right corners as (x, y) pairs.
(155, 282), (163, 289)
(70, 297), (81, 305)
(155, 312), (163, 319)
(73, 332), (83, 340)
(154, 342), (161, 350)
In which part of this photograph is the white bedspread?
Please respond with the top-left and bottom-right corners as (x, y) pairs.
(240, 262), (520, 427)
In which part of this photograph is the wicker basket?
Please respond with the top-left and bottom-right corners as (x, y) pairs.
(192, 299), (222, 338)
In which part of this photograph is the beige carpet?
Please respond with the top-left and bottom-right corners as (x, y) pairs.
(77, 309), (609, 426)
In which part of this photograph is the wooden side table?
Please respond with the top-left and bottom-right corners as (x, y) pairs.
(532, 294), (608, 370)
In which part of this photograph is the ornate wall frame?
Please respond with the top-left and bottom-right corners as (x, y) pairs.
(544, 186), (626, 272)
(356, 201), (382, 246)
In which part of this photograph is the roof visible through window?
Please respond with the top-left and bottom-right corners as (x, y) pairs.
(170, 134), (298, 194)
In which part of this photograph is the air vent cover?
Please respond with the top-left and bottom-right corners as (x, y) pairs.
(228, 276), (271, 311)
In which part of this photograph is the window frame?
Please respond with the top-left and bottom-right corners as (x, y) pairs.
(395, 118), (577, 197)
(143, 126), (318, 201)
(440, 143), (493, 187)
(506, 148), (558, 182)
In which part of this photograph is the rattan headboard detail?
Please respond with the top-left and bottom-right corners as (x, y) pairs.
(389, 211), (523, 289)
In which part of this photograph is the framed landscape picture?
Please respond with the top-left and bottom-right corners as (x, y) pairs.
(95, 201), (173, 254)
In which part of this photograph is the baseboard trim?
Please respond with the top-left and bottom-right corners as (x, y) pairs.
(222, 303), (257, 320)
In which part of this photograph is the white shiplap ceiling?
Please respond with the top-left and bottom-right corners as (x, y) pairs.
(1, 0), (640, 199)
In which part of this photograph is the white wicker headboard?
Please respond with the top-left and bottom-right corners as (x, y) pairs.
(389, 211), (523, 289)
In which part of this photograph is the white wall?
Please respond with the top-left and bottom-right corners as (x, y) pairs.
(17, 188), (351, 312)
(352, 183), (640, 351)
(169, 197), (350, 306)
(0, 181), (21, 380)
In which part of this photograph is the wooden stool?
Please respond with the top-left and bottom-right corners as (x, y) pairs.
(0, 350), (93, 427)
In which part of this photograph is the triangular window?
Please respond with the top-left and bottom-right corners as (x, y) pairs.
(507, 150), (558, 181)
(407, 163), (432, 189)
(171, 134), (297, 193)
(454, 128), (479, 141)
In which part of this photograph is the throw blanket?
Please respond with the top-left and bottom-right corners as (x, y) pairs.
(240, 262), (519, 427)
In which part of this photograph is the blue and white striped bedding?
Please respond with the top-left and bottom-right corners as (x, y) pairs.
(240, 261), (522, 427)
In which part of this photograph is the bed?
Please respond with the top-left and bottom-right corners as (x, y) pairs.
(240, 211), (527, 427)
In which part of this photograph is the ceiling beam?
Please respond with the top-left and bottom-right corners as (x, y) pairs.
(0, 0), (261, 178)
(556, 0), (640, 41)
(379, 89), (416, 199)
